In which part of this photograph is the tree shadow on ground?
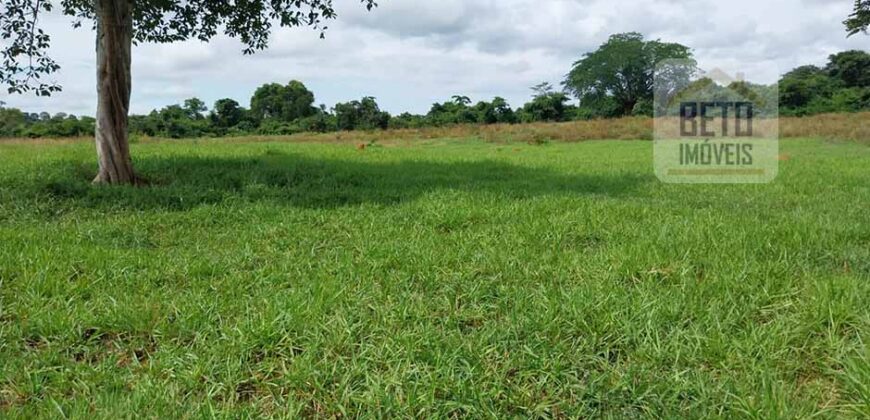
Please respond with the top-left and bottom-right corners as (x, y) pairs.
(34, 151), (651, 211)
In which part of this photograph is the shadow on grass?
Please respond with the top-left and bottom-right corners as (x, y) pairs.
(32, 151), (650, 210)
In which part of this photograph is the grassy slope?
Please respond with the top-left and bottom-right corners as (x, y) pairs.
(0, 138), (868, 417)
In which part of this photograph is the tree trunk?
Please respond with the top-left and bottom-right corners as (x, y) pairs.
(93, 0), (138, 185)
(622, 99), (637, 116)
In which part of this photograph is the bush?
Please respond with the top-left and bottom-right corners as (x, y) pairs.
(334, 97), (390, 131)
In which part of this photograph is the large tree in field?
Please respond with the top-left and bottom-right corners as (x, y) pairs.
(251, 80), (316, 122)
(0, 0), (376, 185)
(564, 32), (693, 117)
(845, 0), (869, 36)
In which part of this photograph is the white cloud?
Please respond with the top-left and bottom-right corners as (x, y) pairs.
(1, 0), (866, 116)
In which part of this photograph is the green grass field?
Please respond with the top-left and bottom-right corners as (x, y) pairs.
(1, 138), (868, 417)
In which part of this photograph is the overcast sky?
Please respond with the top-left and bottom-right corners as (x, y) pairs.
(1, 0), (866, 116)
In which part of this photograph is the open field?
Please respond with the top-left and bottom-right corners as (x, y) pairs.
(0, 136), (868, 417)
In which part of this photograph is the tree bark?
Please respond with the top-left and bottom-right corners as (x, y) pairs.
(93, 0), (138, 185)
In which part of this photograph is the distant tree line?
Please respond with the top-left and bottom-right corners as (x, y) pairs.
(779, 50), (870, 116)
(0, 107), (95, 137)
(1, 33), (867, 138)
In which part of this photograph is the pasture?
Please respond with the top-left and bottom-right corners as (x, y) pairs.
(0, 136), (868, 417)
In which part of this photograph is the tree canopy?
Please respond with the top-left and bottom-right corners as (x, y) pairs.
(251, 80), (317, 122)
(211, 98), (245, 129)
(826, 50), (870, 87)
(564, 32), (694, 117)
(845, 0), (870, 36)
(520, 83), (570, 122)
(334, 96), (390, 131)
(0, 0), (377, 95)
(778, 50), (870, 115)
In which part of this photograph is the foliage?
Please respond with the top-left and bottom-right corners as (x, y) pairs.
(779, 66), (834, 111)
(826, 50), (870, 88)
(0, 0), (61, 95)
(0, 0), (377, 95)
(564, 32), (694, 117)
(426, 96), (517, 126)
(183, 98), (207, 120)
(210, 99), (247, 129)
(388, 112), (427, 129)
(517, 83), (571, 122)
(1, 42), (868, 139)
(489, 97), (518, 124)
(427, 100), (478, 126)
(779, 50), (870, 116)
(129, 103), (210, 138)
(250, 80), (317, 122)
(333, 97), (390, 131)
(845, 0), (870, 36)
(0, 106), (27, 135)
(0, 105), (93, 137)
